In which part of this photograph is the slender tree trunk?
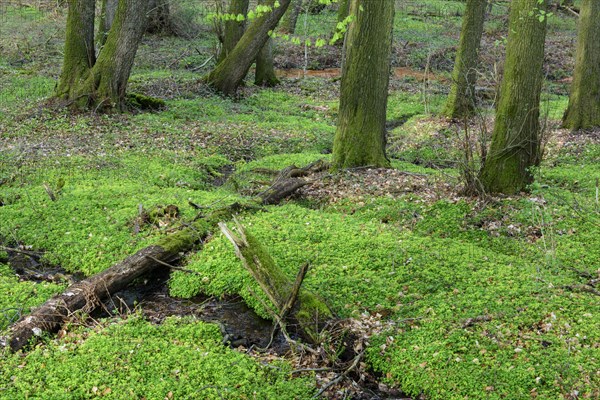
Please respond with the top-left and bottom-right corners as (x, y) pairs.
(337, 0), (350, 24)
(218, 0), (250, 62)
(331, 0), (395, 169)
(56, 0), (96, 104)
(98, 0), (117, 46)
(444, 0), (487, 119)
(255, 0), (279, 87)
(479, 0), (548, 194)
(278, 0), (302, 34)
(562, 0), (600, 130)
(206, 0), (292, 95)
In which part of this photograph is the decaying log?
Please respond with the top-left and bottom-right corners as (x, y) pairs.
(219, 219), (333, 344)
(259, 159), (328, 205)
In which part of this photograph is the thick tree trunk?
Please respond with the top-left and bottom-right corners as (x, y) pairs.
(255, 0), (279, 87)
(444, 0), (487, 119)
(479, 0), (548, 194)
(278, 0), (303, 34)
(206, 0), (292, 96)
(219, 221), (333, 344)
(218, 0), (250, 63)
(76, 0), (149, 110)
(331, 0), (395, 169)
(562, 0), (600, 130)
(56, 0), (96, 105)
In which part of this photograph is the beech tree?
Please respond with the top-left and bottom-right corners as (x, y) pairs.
(218, 0), (250, 62)
(331, 0), (395, 169)
(444, 0), (487, 118)
(479, 0), (549, 194)
(562, 0), (600, 130)
(206, 0), (292, 95)
(57, 0), (149, 110)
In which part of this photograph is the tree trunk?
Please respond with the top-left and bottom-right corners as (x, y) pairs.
(479, 0), (548, 194)
(76, 0), (149, 110)
(98, 0), (117, 46)
(255, 0), (280, 87)
(562, 0), (600, 130)
(331, 0), (395, 169)
(56, 0), (96, 105)
(337, 0), (350, 24)
(206, 0), (292, 96)
(218, 0), (250, 63)
(147, 0), (172, 35)
(444, 0), (487, 119)
(278, 0), (303, 34)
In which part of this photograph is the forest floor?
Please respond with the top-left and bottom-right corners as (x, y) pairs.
(0, 1), (598, 399)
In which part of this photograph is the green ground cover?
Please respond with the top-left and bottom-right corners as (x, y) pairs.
(0, 1), (597, 399)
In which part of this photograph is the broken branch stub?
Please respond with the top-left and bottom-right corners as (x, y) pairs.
(219, 219), (333, 344)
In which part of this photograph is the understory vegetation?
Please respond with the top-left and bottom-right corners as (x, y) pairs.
(0, 1), (598, 399)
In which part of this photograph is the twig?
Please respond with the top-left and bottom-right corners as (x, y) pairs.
(191, 55), (214, 72)
(145, 256), (201, 275)
(312, 351), (364, 398)
(562, 284), (600, 297)
(0, 246), (43, 258)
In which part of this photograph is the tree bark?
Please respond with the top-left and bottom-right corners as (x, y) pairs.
(562, 0), (600, 130)
(444, 0), (487, 119)
(56, 0), (96, 105)
(255, 0), (280, 87)
(278, 0), (303, 34)
(206, 0), (292, 96)
(331, 0), (395, 169)
(218, 0), (250, 63)
(479, 0), (548, 194)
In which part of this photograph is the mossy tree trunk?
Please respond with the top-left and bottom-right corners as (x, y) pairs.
(444, 0), (487, 119)
(337, 0), (350, 24)
(218, 0), (250, 63)
(479, 0), (548, 194)
(206, 0), (292, 96)
(56, 0), (96, 103)
(562, 0), (600, 130)
(255, 0), (279, 87)
(278, 0), (303, 34)
(331, 0), (395, 169)
(56, 0), (149, 110)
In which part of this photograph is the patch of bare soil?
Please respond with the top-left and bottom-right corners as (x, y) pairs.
(300, 167), (458, 206)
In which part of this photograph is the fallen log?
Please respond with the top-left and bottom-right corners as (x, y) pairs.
(219, 219), (334, 344)
(259, 159), (328, 205)
(3, 160), (324, 352)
